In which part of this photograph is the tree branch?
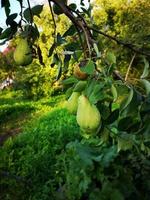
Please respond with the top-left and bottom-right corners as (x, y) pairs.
(89, 27), (150, 57)
(50, 0), (93, 57)
(49, 1), (150, 58)
(125, 53), (136, 81)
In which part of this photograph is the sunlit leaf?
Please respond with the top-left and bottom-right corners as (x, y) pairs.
(62, 77), (78, 85)
(93, 43), (101, 58)
(111, 84), (118, 102)
(141, 57), (149, 79)
(106, 51), (116, 65)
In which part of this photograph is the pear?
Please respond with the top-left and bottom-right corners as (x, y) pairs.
(73, 65), (88, 80)
(66, 92), (80, 114)
(77, 95), (101, 134)
(14, 38), (33, 66)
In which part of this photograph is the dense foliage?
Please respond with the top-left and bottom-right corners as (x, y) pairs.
(0, 0), (150, 199)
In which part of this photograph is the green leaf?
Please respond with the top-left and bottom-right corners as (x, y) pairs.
(57, 33), (66, 45)
(106, 51), (116, 65)
(0, 27), (3, 34)
(31, 5), (43, 17)
(100, 145), (118, 167)
(140, 79), (150, 95)
(89, 83), (105, 104)
(0, 27), (12, 39)
(93, 43), (101, 58)
(63, 25), (76, 37)
(23, 8), (32, 22)
(68, 3), (77, 11)
(48, 43), (56, 57)
(118, 116), (134, 131)
(22, 24), (39, 41)
(76, 144), (96, 166)
(120, 87), (134, 111)
(81, 60), (95, 75)
(6, 13), (18, 26)
(117, 133), (133, 152)
(98, 103), (110, 120)
(141, 57), (149, 79)
(65, 87), (74, 99)
(64, 54), (71, 71)
(65, 42), (79, 51)
(73, 50), (82, 61)
(56, 62), (62, 81)
(62, 77), (78, 85)
(111, 84), (118, 102)
(1, 0), (10, 16)
(105, 109), (119, 124)
(24, 5), (43, 22)
(73, 81), (87, 92)
(110, 189), (124, 200)
(51, 54), (59, 67)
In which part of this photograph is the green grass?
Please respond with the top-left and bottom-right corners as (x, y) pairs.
(0, 90), (80, 200)
(0, 90), (65, 136)
(0, 108), (80, 200)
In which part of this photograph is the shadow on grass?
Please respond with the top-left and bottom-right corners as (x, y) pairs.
(0, 108), (80, 200)
(0, 103), (35, 139)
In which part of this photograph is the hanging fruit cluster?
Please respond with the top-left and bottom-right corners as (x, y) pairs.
(65, 79), (101, 138)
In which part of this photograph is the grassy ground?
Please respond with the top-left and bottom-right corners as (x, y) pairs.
(0, 90), (65, 143)
(0, 89), (80, 200)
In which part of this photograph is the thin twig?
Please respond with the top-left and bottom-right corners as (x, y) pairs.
(89, 27), (150, 57)
(49, 0), (93, 57)
(125, 53), (136, 81)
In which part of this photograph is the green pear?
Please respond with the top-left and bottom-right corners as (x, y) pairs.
(77, 95), (101, 134)
(14, 38), (33, 66)
(66, 92), (80, 114)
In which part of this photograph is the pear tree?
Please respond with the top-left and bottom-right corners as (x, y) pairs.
(0, 0), (150, 199)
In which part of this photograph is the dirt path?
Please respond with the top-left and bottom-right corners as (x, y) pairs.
(0, 128), (21, 146)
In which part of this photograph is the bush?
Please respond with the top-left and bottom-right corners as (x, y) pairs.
(15, 63), (59, 100)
